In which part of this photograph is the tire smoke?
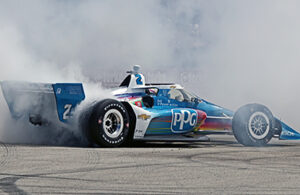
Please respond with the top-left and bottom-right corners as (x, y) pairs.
(1, 0), (300, 145)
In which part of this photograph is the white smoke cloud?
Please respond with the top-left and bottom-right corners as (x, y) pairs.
(193, 0), (300, 128)
(1, 0), (300, 145)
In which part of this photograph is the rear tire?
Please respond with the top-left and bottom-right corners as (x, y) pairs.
(232, 104), (275, 146)
(89, 99), (130, 147)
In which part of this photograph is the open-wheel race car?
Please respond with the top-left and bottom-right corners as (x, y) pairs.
(1, 65), (300, 147)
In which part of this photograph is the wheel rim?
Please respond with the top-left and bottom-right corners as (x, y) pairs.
(248, 111), (270, 140)
(102, 109), (124, 139)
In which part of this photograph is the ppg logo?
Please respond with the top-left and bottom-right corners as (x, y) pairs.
(171, 109), (198, 132)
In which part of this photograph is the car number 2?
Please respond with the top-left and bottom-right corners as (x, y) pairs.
(135, 74), (143, 85)
(63, 104), (72, 120)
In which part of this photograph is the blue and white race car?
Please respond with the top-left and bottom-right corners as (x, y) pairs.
(1, 65), (300, 147)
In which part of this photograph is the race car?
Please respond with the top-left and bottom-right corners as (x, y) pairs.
(1, 65), (300, 147)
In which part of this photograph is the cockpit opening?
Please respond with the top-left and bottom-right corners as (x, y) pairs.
(168, 88), (200, 103)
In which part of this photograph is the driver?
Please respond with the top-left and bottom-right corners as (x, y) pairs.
(168, 89), (184, 102)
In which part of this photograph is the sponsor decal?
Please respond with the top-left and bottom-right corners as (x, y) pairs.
(56, 88), (62, 94)
(171, 109), (198, 132)
(102, 134), (123, 144)
(157, 99), (178, 107)
(282, 130), (295, 137)
(135, 129), (143, 134)
(135, 101), (142, 107)
(134, 129), (144, 138)
(104, 103), (126, 113)
(138, 114), (151, 120)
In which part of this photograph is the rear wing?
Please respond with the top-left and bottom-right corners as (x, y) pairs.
(52, 83), (85, 121)
(1, 81), (85, 123)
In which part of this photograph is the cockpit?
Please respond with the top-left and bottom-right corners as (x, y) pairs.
(167, 88), (200, 103)
(115, 65), (201, 108)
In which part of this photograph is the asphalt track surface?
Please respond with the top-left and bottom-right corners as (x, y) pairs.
(0, 135), (300, 194)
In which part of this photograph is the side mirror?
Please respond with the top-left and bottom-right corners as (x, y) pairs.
(142, 95), (154, 108)
(191, 97), (200, 104)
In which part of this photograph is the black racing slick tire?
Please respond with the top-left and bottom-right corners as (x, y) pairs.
(89, 99), (130, 147)
(232, 104), (275, 146)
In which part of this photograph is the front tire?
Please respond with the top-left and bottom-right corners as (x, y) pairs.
(232, 104), (275, 146)
(89, 99), (130, 147)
